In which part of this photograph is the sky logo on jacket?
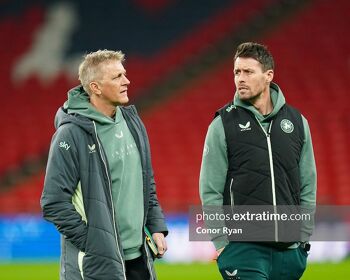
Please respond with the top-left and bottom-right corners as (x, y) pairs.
(59, 141), (70, 151)
(226, 104), (236, 112)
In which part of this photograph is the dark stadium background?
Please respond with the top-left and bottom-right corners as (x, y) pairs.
(0, 0), (349, 274)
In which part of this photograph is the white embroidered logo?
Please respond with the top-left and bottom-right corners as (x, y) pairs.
(226, 104), (236, 112)
(225, 269), (240, 279)
(59, 141), (70, 150)
(225, 269), (238, 277)
(239, 121), (251, 131)
(115, 131), (123, 139)
(88, 144), (96, 153)
(280, 119), (294, 133)
(225, 269), (241, 280)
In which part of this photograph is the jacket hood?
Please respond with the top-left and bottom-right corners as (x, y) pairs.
(233, 82), (286, 122)
(64, 85), (90, 112)
(63, 85), (122, 125)
(55, 85), (137, 132)
(54, 106), (95, 134)
(54, 85), (96, 133)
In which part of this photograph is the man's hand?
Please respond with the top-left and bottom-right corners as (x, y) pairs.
(152, 232), (167, 257)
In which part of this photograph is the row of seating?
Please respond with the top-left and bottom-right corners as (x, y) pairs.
(263, 0), (349, 204)
(143, 0), (350, 210)
(0, 0), (349, 213)
(0, 0), (272, 213)
(1, 0), (261, 175)
(0, 0), (257, 211)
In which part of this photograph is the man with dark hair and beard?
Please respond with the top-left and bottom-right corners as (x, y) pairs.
(200, 42), (316, 280)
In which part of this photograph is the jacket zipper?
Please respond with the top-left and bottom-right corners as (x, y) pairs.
(255, 118), (278, 242)
(229, 178), (234, 207)
(78, 251), (85, 280)
(93, 122), (127, 279)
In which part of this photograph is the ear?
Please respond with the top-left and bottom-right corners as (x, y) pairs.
(265, 69), (274, 83)
(89, 81), (101, 95)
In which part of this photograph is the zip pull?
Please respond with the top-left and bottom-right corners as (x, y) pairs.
(254, 117), (273, 137)
(268, 120), (273, 135)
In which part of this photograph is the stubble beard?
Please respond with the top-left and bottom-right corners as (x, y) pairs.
(239, 90), (263, 104)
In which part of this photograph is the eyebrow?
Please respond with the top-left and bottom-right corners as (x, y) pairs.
(114, 71), (126, 76)
(234, 68), (254, 72)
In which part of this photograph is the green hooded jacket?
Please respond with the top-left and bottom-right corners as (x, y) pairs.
(41, 85), (168, 280)
(65, 86), (144, 260)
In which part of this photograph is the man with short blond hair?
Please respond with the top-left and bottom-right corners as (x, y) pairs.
(41, 50), (168, 280)
(78, 50), (125, 94)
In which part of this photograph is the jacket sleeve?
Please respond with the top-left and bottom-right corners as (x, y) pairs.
(145, 167), (169, 236)
(199, 116), (228, 206)
(40, 125), (88, 251)
(299, 116), (317, 205)
(141, 123), (168, 236)
(299, 116), (317, 241)
(199, 116), (229, 250)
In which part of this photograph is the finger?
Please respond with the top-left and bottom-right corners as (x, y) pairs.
(153, 238), (164, 254)
(157, 244), (165, 255)
(161, 238), (167, 252)
(152, 233), (167, 256)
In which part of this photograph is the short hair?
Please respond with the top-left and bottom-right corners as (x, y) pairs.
(234, 42), (274, 72)
(78, 49), (125, 94)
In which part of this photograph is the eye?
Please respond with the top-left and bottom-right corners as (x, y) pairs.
(112, 73), (123, 80)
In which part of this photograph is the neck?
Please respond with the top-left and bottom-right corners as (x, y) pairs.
(251, 90), (273, 115)
(90, 96), (116, 117)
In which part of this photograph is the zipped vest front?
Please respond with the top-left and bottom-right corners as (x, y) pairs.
(216, 103), (304, 207)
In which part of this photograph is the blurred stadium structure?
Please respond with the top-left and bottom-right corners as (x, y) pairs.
(0, 0), (349, 263)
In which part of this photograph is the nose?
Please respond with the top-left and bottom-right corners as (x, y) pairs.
(124, 75), (130, 85)
(235, 73), (244, 84)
